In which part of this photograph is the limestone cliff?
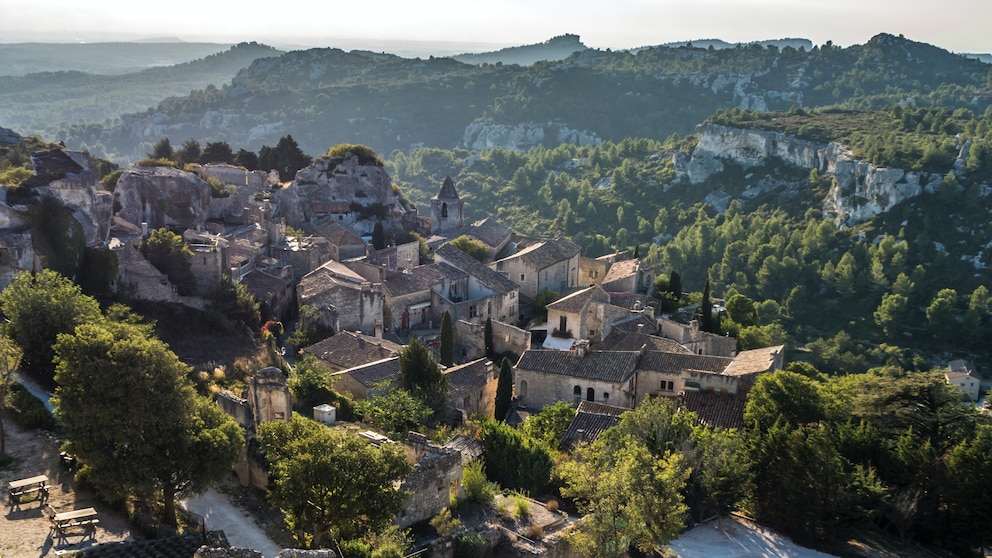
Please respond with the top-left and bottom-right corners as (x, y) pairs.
(462, 120), (601, 151)
(273, 153), (412, 234)
(686, 123), (947, 225)
(26, 150), (114, 247)
(114, 165), (214, 230)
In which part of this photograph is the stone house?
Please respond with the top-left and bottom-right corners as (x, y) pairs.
(514, 345), (641, 411)
(241, 267), (295, 322)
(579, 251), (655, 296)
(634, 351), (736, 406)
(445, 358), (498, 419)
(302, 330), (402, 372)
(454, 318), (532, 363)
(492, 235), (581, 300)
(658, 316), (738, 357)
(347, 260), (449, 333)
(297, 260), (384, 335)
(463, 217), (513, 261)
(364, 240), (421, 271)
(313, 221), (366, 262)
(330, 357), (401, 400)
(433, 244), (520, 326)
(270, 235), (323, 281)
(946, 360), (981, 402)
(395, 432), (464, 529)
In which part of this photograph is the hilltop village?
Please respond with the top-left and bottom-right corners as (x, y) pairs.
(3, 140), (789, 554)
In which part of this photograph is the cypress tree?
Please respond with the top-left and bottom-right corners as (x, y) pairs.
(439, 311), (454, 367)
(372, 221), (386, 250)
(700, 279), (715, 333)
(495, 357), (513, 421)
(484, 317), (494, 359)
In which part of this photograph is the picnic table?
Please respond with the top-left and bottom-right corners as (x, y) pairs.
(7, 474), (49, 503)
(53, 507), (99, 533)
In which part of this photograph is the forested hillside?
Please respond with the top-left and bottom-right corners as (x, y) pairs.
(0, 42), (281, 155)
(387, 104), (992, 371)
(49, 33), (992, 164)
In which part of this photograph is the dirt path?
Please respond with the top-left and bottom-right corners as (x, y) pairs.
(0, 416), (133, 557)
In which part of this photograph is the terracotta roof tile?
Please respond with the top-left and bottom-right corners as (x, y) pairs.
(303, 331), (402, 370)
(516, 349), (639, 383)
(681, 390), (747, 430)
(559, 401), (628, 451)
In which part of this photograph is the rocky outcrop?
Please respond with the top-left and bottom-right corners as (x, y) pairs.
(274, 153), (408, 234)
(26, 150), (113, 247)
(462, 120), (601, 151)
(0, 127), (21, 145)
(114, 165), (214, 230)
(687, 124), (946, 225)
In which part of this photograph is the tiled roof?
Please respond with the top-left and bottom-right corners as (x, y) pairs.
(380, 263), (449, 297)
(446, 358), (493, 390)
(303, 331), (402, 370)
(340, 357), (401, 388)
(314, 221), (364, 245)
(77, 533), (210, 558)
(241, 269), (289, 302)
(444, 434), (484, 464)
(606, 314), (660, 336)
(509, 237), (581, 270)
(723, 345), (784, 377)
(559, 401), (627, 452)
(435, 244), (519, 294)
(597, 331), (690, 354)
(681, 390), (747, 430)
(434, 175), (460, 199)
(637, 351), (732, 374)
(515, 349), (640, 383)
(467, 217), (512, 248)
(608, 292), (656, 312)
(297, 261), (369, 298)
(547, 285), (601, 313)
(602, 258), (641, 283)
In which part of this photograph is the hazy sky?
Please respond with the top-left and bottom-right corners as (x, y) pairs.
(2, 0), (990, 55)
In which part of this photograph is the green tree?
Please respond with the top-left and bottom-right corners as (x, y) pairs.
(478, 418), (552, 494)
(874, 292), (910, 339)
(201, 141), (235, 164)
(926, 288), (960, 344)
(520, 400), (574, 448)
(0, 270), (101, 386)
(447, 236), (489, 263)
(725, 293), (757, 327)
(494, 357), (514, 422)
(372, 221), (386, 250)
(0, 336), (23, 457)
(699, 278), (716, 333)
(483, 317), (494, 359)
(560, 437), (688, 556)
(148, 137), (174, 160)
(177, 138), (202, 165)
(258, 135), (312, 181)
(53, 320), (243, 526)
(259, 415), (412, 547)
(355, 388), (430, 434)
(744, 371), (825, 433)
(439, 311), (454, 367)
(398, 338), (448, 411)
(141, 228), (197, 296)
(531, 288), (559, 322)
(207, 275), (261, 329)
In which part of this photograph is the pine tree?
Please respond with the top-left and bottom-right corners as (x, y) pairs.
(495, 357), (513, 421)
(439, 311), (454, 367)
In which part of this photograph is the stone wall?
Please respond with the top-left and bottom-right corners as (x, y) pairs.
(396, 433), (463, 528)
(515, 367), (635, 411)
(113, 239), (205, 309)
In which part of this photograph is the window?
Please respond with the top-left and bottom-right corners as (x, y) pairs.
(520, 380), (528, 397)
(586, 388), (595, 402)
(510, 291), (516, 299)
(470, 305), (478, 318)
(559, 315), (568, 333)
(520, 273), (525, 282)
(661, 380), (675, 391)
(441, 202), (448, 218)
(603, 392), (610, 401)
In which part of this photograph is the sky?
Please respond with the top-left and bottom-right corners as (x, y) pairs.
(1, 0), (990, 56)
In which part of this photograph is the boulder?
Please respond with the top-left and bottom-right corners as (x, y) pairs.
(114, 165), (213, 230)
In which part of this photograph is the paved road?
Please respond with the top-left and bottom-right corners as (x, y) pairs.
(181, 490), (283, 557)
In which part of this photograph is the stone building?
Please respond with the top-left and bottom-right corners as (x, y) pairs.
(433, 244), (520, 326)
(297, 260), (384, 335)
(514, 345), (641, 411)
(445, 358), (498, 419)
(430, 176), (464, 233)
(492, 235), (581, 300)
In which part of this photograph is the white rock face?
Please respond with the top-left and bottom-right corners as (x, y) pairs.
(688, 124), (942, 225)
(114, 165), (214, 230)
(462, 120), (601, 151)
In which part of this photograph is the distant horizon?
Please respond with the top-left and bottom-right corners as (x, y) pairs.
(2, 0), (989, 57)
(0, 31), (988, 61)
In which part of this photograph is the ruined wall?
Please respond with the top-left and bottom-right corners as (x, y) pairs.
(396, 433), (463, 528)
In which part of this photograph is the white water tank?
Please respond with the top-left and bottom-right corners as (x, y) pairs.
(313, 404), (336, 425)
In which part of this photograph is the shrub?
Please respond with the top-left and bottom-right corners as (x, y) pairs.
(454, 532), (487, 558)
(325, 144), (383, 167)
(8, 383), (57, 431)
(513, 493), (530, 520)
(545, 498), (559, 512)
(525, 524), (544, 541)
(461, 460), (498, 505)
(135, 158), (180, 168)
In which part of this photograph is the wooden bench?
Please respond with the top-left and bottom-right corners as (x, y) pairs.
(60, 518), (99, 529)
(53, 507), (98, 534)
(7, 475), (50, 503)
(9, 484), (50, 499)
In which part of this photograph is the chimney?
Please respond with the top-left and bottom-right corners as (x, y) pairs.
(573, 339), (589, 357)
